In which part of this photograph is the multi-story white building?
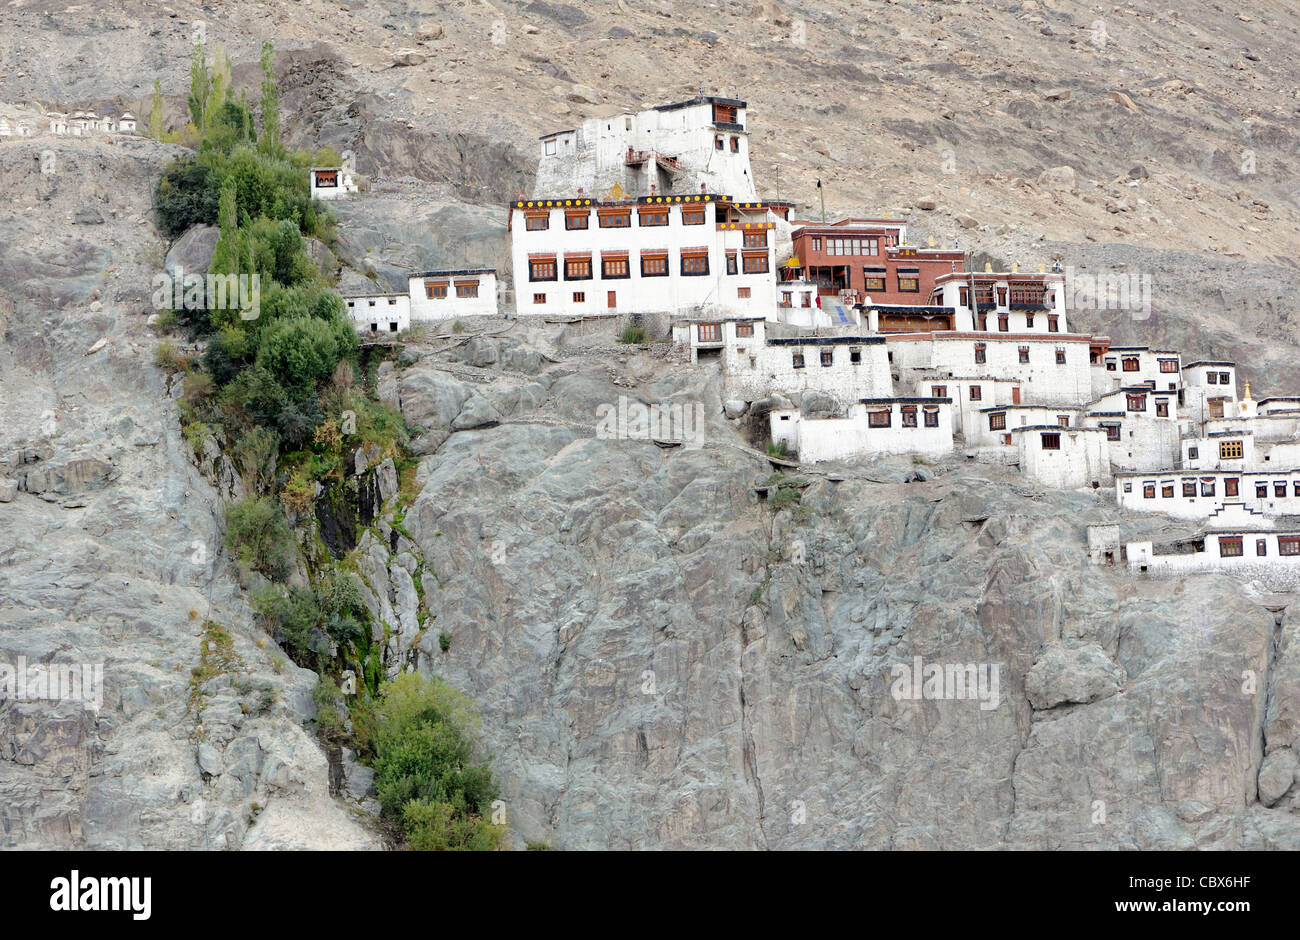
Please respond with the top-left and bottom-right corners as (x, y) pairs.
(1012, 424), (1111, 489)
(508, 194), (783, 318)
(887, 332), (1095, 406)
(533, 96), (757, 202)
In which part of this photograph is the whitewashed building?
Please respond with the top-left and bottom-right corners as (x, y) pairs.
(509, 194), (783, 318)
(408, 269), (498, 320)
(345, 292), (410, 335)
(929, 269), (1068, 333)
(533, 96), (758, 202)
(887, 333), (1095, 406)
(966, 404), (1083, 453)
(1127, 530), (1300, 591)
(1082, 386), (1180, 470)
(118, 111), (137, 132)
(1012, 425), (1111, 489)
(310, 166), (358, 201)
(911, 376), (1022, 437)
(1091, 346), (1182, 399)
(770, 397), (954, 463)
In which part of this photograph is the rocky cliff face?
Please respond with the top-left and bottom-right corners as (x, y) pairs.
(373, 326), (1300, 848)
(0, 136), (380, 849)
(1, 0), (1298, 849)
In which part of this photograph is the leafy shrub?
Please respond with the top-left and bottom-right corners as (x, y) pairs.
(156, 158), (219, 238)
(223, 496), (296, 581)
(154, 339), (189, 374)
(619, 324), (647, 345)
(182, 420), (210, 455)
(438, 632), (451, 653)
(765, 439), (789, 459)
(367, 673), (504, 851)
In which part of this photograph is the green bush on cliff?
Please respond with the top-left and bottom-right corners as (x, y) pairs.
(223, 496), (296, 581)
(362, 673), (504, 851)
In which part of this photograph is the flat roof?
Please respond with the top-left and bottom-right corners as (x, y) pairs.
(654, 95), (745, 112)
(860, 397), (951, 405)
(1010, 425), (1104, 433)
(768, 336), (885, 346)
(410, 268), (496, 278)
(539, 129), (577, 139)
(1185, 360), (1236, 368)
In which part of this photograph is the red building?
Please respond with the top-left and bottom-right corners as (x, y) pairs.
(786, 218), (967, 307)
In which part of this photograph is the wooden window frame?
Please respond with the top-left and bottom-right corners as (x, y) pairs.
(564, 255), (593, 280)
(989, 412), (1007, 431)
(868, 409), (892, 428)
(425, 280), (449, 299)
(1219, 440), (1243, 460)
(741, 251), (769, 274)
(601, 254), (630, 279)
(1040, 432), (1061, 451)
(641, 251), (668, 277)
(524, 213), (550, 231)
(736, 323), (754, 337)
(638, 208), (669, 226)
(1219, 536), (1243, 558)
(681, 206), (707, 225)
(454, 280), (479, 298)
(901, 406), (918, 427)
(564, 210), (590, 230)
(528, 259), (557, 282)
(681, 250), (710, 276)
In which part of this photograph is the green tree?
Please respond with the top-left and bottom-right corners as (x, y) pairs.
(188, 39), (211, 131)
(255, 315), (355, 394)
(258, 41), (280, 157)
(149, 79), (164, 139)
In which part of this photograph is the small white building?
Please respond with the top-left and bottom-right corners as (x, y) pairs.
(15, 120), (33, 137)
(966, 404), (1083, 453)
(1082, 386), (1180, 470)
(912, 375), (1022, 438)
(101, 115), (117, 133)
(930, 269), (1069, 333)
(407, 269), (498, 320)
(1011, 425), (1111, 490)
(345, 292), (410, 335)
(774, 279), (836, 327)
(118, 112), (137, 132)
(770, 396), (954, 463)
(1091, 346), (1181, 399)
(310, 166), (358, 201)
(1127, 530), (1300, 591)
(47, 112), (68, 135)
(533, 96), (758, 203)
(1086, 524), (1121, 566)
(1181, 360), (1237, 422)
(0, 119), (10, 138)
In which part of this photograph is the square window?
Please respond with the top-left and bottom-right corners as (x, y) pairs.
(682, 206), (707, 225)
(1183, 481), (1196, 497)
(602, 257), (630, 278)
(1162, 484), (1174, 498)
(820, 348), (833, 367)
(901, 406), (917, 427)
(529, 260), (556, 282)
(1219, 440), (1243, 460)
(533, 293), (546, 304)
(1041, 432), (1061, 450)
(572, 292), (585, 303)
(565, 212), (589, 230)
(565, 257), (592, 280)
(792, 351), (805, 369)
(1257, 483), (1269, 498)
(969, 385), (982, 401)
(989, 412), (1007, 431)
(923, 408), (939, 427)
(849, 348), (861, 364)
(525, 213), (549, 231)
(1188, 446), (1199, 460)
(742, 252), (768, 274)
(1201, 479), (1216, 497)
(1143, 483), (1156, 499)
(932, 385), (947, 398)
(1219, 537), (1243, 557)
(868, 410), (891, 428)
(1225, 478), (1239, 496)
(697, 323), (721, 343)
(736, 323), (754, 337)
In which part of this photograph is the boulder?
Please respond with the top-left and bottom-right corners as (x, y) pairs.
(1036, 165), (1078, 194)
(1258, 748), (1297, 806)
(1025, 643), (1126, 709)
(164, 224), (218, 277)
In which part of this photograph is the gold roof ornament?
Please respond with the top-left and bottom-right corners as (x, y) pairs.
(1244, 381), (1252, 401)
(1038, 264), (1046, 273)
(1012, 260), (1020, 272)
(927, 234), (936, 247)
(984, 260), (993, 273)
(608, 182), (627, 201)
